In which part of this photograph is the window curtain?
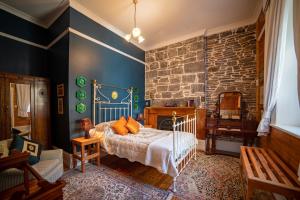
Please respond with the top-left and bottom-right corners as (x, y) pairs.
(294, 0), (300, 106)
(16, 84), (30, 117)
(257, 0), (289, 136)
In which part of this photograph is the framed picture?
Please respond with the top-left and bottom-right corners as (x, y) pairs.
(57, 84), (64, 97)
(145, 100), (151, 107)
(58, 98), (64, 114)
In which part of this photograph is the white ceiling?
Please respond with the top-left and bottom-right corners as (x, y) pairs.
(0, 0), (261, 50)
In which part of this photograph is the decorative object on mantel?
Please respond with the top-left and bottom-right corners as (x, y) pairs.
(145, 100), (151, 107)
(188, 99), (195, 107)
(124, 0), (145, 44)
(76, 75), (87, 88)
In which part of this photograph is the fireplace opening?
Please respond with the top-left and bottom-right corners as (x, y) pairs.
(157, 115), (183, 131)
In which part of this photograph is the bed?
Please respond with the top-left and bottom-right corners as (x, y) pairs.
(92, 80), (197, 191)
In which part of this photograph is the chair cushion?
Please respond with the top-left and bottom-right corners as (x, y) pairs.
(32, 159), (60, 177)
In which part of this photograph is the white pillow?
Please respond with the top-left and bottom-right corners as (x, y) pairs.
(89, 129), (104, 138)
(0, 140), (9, 157)
(95, 121), (116, 131)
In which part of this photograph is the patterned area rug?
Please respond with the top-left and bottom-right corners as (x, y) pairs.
(172, 153), (243, 199)
(171, 153), (272, 200)
(62, 164), (173, 200)
(62, 152), (272, 200)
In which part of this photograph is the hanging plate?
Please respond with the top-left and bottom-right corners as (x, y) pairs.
(76, 75), (87, 88)
(76, 89), (87, 100)
(76, 102), (87, 113)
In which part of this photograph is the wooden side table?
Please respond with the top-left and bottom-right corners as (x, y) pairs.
(71, 137), (102, 173)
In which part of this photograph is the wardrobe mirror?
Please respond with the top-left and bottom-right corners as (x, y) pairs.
(10, 83), (32, 138)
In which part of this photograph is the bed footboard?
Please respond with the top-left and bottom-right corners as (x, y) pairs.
(172, 111), (197, 192)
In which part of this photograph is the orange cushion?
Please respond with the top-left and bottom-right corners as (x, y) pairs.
(126, 116), (140, 134)
(111, 116), (128, 135)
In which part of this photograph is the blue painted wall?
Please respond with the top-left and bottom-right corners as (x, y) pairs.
(0, 7), (145, 152)
(68, 33), (145, 140)
(67, 9), (145, 149)
(0, 9), (48, 77)
(48, 34), (70, 151)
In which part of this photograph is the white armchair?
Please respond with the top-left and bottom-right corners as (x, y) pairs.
(0, 139), (64, 192)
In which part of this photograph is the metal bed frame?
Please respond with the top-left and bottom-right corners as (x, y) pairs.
(92, 80), (197, 192)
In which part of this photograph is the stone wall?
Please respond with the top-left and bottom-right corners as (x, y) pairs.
(145, 36), (206, 106)
(145, 24), (256, 116)
(206, 24), (256, 116)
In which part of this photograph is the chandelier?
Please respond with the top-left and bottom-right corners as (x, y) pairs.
(125, 0), (145, 43)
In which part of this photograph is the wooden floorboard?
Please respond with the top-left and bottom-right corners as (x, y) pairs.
(100, 155), (173, 190)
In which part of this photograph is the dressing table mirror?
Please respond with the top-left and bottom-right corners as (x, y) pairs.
(218, 92), (242, 120)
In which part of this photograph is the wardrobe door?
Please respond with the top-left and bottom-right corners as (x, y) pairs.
(31, 78), (50, 148)
(0, 76), (9, 140)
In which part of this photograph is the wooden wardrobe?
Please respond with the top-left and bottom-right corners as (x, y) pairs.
(0, 72), (51, 148)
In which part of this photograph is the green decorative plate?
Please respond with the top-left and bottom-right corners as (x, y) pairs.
(134, 103), (139, 111)
(134, 95), (139, 102)
(76, 89), (87, 100)
(76, 102), (87, 113)
(76, 75), (87, 88)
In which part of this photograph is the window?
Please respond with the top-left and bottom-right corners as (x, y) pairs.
(274, 0), (300, 136)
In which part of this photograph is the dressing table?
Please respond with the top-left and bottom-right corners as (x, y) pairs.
(205, 92), (258, 156)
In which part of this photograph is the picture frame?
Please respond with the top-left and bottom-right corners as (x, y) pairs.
(145, 100), (151, 107)
(57, 84), (64, 97)
(58, 98), (64, 114)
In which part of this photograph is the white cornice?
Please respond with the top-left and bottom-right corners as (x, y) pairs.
(145, 29), (206, 51)
(0, 0), (263, 52)
(43, 0), (70, 28)
(0, 28), (145, 64)
(0, 1), (47, 28)
(69, 0), (144, 50)
(206, 18), (255, 36)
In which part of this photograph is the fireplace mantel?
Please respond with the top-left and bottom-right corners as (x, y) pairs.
(144, 107), (206, 139)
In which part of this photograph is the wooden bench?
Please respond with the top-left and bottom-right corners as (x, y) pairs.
(240, 146), (300, 200)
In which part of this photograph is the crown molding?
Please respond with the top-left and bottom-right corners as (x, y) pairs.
(146, 29), (206, 51)
(0, 1), (47, 28)
(69, 0), (145, 51)
(43, 0), (70, 28)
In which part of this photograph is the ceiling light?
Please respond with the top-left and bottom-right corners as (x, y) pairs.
(132, 27), (141, 38)
(138, 36), (144, 43)
(124, 0), (145, 43)
(125, 34), (131, 42)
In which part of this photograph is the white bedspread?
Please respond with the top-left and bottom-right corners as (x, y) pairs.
(145, 132), (196, 177)
(100, 127), (196, 177)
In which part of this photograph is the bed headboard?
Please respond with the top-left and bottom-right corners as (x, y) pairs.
(92, 80), (133, 126)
